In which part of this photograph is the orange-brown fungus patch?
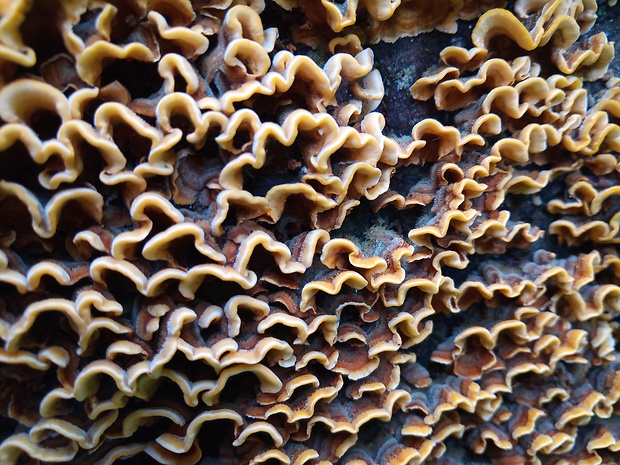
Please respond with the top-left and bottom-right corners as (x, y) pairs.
(0, 0), (620, 464)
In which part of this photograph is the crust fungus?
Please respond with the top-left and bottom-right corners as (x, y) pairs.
(1, 0), (620, 464)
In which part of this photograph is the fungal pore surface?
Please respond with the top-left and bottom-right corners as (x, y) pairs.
(1, 0), (620, 464)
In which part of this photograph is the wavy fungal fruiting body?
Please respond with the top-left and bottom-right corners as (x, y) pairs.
(0, 0), (620, 464)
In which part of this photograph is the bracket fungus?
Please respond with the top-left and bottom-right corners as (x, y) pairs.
(1, 0), (620, 464)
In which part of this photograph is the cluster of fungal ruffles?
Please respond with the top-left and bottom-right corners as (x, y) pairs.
(1, 0), (620, 464)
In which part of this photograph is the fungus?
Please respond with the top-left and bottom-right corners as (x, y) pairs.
(1, 0), (620, 464)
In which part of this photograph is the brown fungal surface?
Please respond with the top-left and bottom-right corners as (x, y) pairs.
(1, 0), (620, 464)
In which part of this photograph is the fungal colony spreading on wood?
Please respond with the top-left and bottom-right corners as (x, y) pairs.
(0, 0), (619, 464)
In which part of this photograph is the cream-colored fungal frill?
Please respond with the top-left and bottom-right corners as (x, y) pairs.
(273, 0), (507, 43)
(1, 0), (620, 465)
